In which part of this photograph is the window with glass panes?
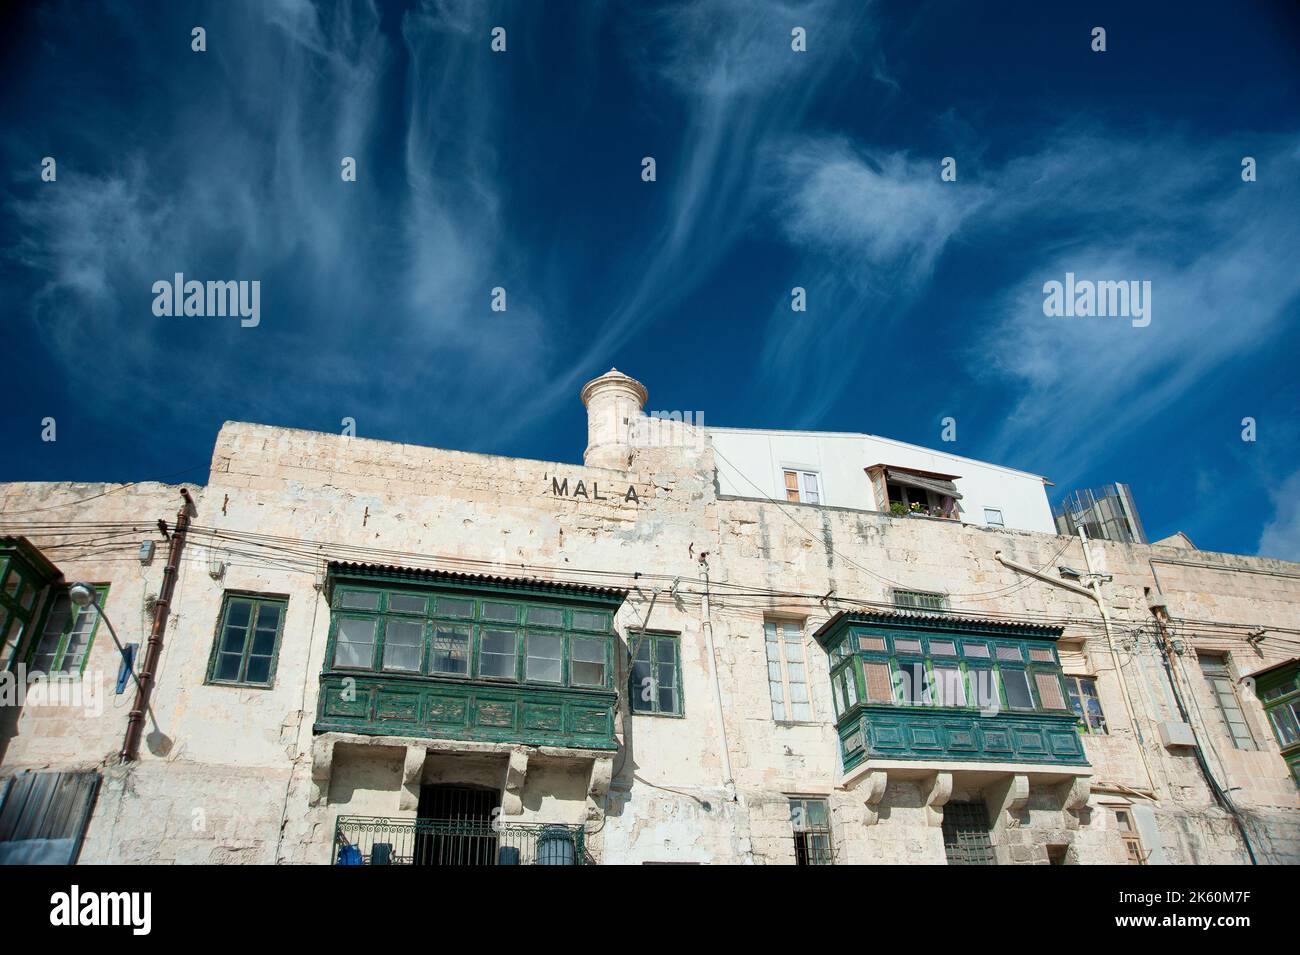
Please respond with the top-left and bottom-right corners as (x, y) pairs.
(207, 594), (287, 687)
(28, 585), (108, 676)
(1063, 675), (1108, 734)
(629, 631), (680, 715)
(765, 620), (813, 721)
(789, 797), (833, 865)
(824, 627), (1069, 719)
(0, 556), (42, 671)
(327, 582), (615, 690)
(1198, 655), (1256, 750)
(1256, 663), (1299, 788)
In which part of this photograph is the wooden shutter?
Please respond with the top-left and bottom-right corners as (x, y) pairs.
(863, 662), (893, 703)
(1035, 672), (1066, 710)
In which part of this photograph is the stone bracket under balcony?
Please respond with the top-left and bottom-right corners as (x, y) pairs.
(309, 732), (616, 827)
(841, 760), (1092, 828)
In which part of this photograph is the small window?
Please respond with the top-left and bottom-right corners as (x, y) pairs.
(1034, 672), (1066, 710)
(1064, 676), (1108, 734)
(571, 610), (611, 633)
(526, 606), (564, 628)
(996, 645), (1023, 662)
(765, 620), (813, 721)
(435, 597), (474, 619)
(339, 590), (380, 611)
(1114, 810), (1146, 865)
(29, 585), (109, 676)
(893, 590), (947, 612)
(963, 642), (990, 659)
(983, 508), (1004, 527)
(858, 635), (886, 652)
(209, 595), (286, 687)
(789, 798), (833, 865)
(894, 637), (923, 655)
(783, 469), (822, 505)
(630, 632), (681, 715)
(929, 639), (957, 656)
(387, 593), (426, 615)
(482, 602), (519, 623)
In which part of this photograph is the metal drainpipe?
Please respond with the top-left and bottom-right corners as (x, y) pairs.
(698, 555), (735, 798)
(121, 488), (191, 762)
(1146, 600), (1259, 864)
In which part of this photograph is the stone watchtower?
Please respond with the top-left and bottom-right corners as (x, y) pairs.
(580, 368), (648, 470)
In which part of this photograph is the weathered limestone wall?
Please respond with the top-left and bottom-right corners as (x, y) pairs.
(1, 417), (1297, 864)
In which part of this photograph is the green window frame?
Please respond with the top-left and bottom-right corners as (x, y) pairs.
(1, 557), (42, 671)
(629, 632), (681, 715)
(1064, 675), (1109, 734)
(27, 584), (108, 676)
(827, 627), (1068, 718)
(1257, 665), (1300, 788)
(207, 594), (287, 688)
(324, 584), (615, 691)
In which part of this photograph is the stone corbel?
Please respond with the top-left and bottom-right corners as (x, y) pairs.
(1056, 777), (1091, 829)
(922, 771), (953, 827)
(984, 773), (1030, 828)
(399, 745), (426, 811)
(309, 736), (335, 807)
(586, 755), (615, 826)
(861, 770), (889, 826)
(501, 748), (529, 816)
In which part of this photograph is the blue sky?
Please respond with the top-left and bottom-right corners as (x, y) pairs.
(2, 0), (1299, 559)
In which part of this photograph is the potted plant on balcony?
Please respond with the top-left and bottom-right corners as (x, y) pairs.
(889, 501), (908, 517)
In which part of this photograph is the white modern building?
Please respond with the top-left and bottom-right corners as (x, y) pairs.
(709, 427), (1056, 534)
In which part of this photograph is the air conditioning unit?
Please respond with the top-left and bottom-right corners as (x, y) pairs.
(1158, 720), (1196, 749)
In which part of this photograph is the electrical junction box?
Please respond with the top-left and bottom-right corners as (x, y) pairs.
(1158, 720), (1196, 749)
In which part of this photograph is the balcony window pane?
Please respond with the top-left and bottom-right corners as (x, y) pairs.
(482, 602), (519, 623)
(388, 594), (426, 614)
(335, 618), (377, 669)
(1035, 672), (1066, 710)
(431, 624), (470, 675)
(435, 597), (474, 619)
(479, 628), (517, 679)
(383, 619), (424, 672)
(1002, 669), (1034, 710)
(572, 611), (610, 632)
(935, 665), (966, 707)
(570, 636), (607, 687)
(929, 640), (956, 656)
(963, 643), (990, 658)
(969, 668), (999, 711)
(863, 662), (893, 703)
(895, 638), (922, 654)
(340, 591), (379, 611)
(525, 632), (562, 683)
(996, 645), (1023, 662)
(898, 661), (928, 704)
(527, 607), (564, 628)
(1269, 704), (1299, 747)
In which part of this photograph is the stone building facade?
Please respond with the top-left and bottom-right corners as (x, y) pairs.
(0, 369), (1297, 864)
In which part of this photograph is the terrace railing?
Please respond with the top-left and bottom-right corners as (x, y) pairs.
(332, 815), (586, 865)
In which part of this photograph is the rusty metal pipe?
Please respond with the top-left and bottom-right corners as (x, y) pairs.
(120, 488), (192, 762)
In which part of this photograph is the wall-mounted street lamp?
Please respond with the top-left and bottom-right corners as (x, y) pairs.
(68, 582), (140, 695)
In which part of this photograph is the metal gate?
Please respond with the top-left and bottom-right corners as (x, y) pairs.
(414, 785), (500, 865)
(942, 801), (995, 865)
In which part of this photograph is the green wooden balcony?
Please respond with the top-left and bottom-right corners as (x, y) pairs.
(311, 563), (625, 751)
(316, 672), (618, 749)
(814, 610), (1091, 772)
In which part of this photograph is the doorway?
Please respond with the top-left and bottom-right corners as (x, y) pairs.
(414, 784), (501, 865)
